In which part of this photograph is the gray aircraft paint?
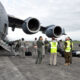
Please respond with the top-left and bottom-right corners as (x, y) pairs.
(0, 2), (8, 40)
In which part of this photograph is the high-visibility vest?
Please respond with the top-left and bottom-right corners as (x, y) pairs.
(50, 41), (57, 53)
(65, 40), (71, 52)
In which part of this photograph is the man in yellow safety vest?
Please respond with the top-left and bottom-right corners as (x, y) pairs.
(49, 37), (58, 66)
(64, 37), (72, 66)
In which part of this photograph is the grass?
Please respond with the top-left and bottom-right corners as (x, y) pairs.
(72, 41), (80, 44)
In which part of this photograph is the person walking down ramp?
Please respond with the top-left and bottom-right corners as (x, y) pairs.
(19, 38), (26, 58)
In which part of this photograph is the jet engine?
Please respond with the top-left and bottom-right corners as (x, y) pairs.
(45, 25), (62, 38)
(22, 17), (40, 34)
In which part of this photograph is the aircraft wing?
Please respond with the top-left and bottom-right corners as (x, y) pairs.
(40, 26), (46, 33)
(40, 25), (63, 38)
(8, 15), (64, 37)
(8, 15), (24, 31)
(8, 15), (41, 34)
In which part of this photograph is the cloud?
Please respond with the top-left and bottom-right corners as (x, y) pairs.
(7, 28), (51, 41)
(58, 30), (80, 41)
(1, 0), (80, 28)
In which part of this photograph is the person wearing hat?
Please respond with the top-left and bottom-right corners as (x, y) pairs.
(49, 37), (58, 66)
(64, 37), (72, 65)
(68, 37), (73, 64)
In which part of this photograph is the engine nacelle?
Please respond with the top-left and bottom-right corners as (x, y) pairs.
(45, 25), (62, 38)
(22, 17), (40, 34)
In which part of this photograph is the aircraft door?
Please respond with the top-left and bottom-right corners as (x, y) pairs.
(4, 24), (7, 34)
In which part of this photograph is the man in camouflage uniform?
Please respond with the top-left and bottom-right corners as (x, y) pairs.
(35, 36), (44, 64)
(64, 37), (73, 65)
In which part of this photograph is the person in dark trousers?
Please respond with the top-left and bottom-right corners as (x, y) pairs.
(44, 38), (49, 54)
(35, 36), (44, 64)
(58, 40), (64, 57)
(69, 37), (73, 64)
(64, 37), (72, 66)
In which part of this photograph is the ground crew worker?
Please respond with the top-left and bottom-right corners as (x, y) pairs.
(35, 36), (44, 64)
(19, 38), (26, 58)
(58, 40), (64, 57)
(44, 38), (49, 54)
(49, 37), (58, 66)
(64, 37), (72, 65)
(33, 38), (37, 56)
(69, 37), (73, 64)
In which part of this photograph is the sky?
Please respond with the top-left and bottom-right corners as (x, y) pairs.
(0, 0), (80, 41)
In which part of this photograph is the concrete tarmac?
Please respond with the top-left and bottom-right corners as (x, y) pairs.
(0, 50), (80, 80)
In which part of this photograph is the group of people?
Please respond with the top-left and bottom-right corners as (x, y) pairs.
(9, 36), (73, 66)
(11, 38), (26, 57)
(33, 36), (73, 66)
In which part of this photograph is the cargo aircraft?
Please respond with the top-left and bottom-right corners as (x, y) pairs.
(0, 2), (66, 41)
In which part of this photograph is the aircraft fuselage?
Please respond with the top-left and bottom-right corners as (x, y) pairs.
(0, 2), (8, 40)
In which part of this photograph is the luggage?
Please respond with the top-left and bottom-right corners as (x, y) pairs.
(25, 51), (32, 56)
